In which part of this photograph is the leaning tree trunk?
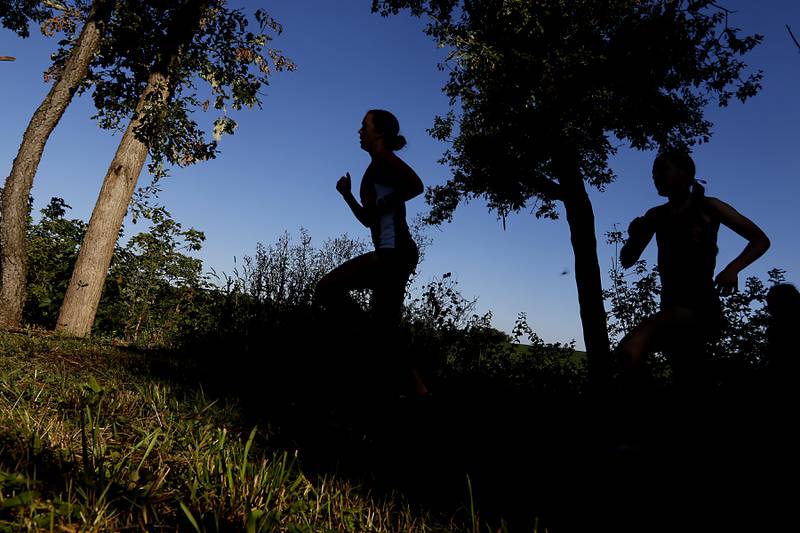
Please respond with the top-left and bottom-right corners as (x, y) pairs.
(56, 0), (209, 337)
(556, 158), (611, 388)
(0, 0), (112, 328)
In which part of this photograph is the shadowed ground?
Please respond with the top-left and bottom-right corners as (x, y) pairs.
(175, 314), (795, 533)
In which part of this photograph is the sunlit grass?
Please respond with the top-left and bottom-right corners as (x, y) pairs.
(0, 330), (461, 532)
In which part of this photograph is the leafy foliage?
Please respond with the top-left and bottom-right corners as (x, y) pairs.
(0, 0), (55, 38)
(406, 273), (583, 393)
(602, 228), (660, 343)
(713, 268), (785, 368)
(178, 229), (370, 355)
(23, 198), (207, 344)
(373, 0), (763, 223)
(24, 197), (86, 328)
(21, 203), (585, 395)
(47, 0), (298, 183)
(238, 229), (369, 312)
(97, 206), (207, 345)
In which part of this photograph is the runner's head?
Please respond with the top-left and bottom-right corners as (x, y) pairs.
(652, 150), (701, 198)
(359, 109), (406, 153)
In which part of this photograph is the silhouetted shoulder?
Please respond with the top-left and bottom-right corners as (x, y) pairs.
(378, 154), (418, 182)
(644, 204), (667, 224)
(373, 154), (424, 200)
(703, 196), (728, 212)
(386, 153), (413, 171)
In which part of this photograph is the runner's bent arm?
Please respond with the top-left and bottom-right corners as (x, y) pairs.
(707, 197), (770, 293)
(337, 172), (376, 228)
(620, 208), (658, 269)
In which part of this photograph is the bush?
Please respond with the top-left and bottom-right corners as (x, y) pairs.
(24, 198), (86, 328)
(405, 273), (583, 394)
(23, 199), (209, 346)
(96, 206), (208, 346)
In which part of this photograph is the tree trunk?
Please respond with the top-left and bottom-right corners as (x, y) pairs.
(556, 158), (611, 387)
(56, 0), (209, 337)
(0, 0), (112, 328)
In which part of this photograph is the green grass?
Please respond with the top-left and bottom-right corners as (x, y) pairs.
(0, 330), (462, 532)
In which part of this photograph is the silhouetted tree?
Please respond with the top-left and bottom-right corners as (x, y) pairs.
(56, 0), (294, 336)
(1, 0), (112, 328)
(373, 0), (762, 383)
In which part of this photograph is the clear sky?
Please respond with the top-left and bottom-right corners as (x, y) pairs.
(2, 0), (798, 349)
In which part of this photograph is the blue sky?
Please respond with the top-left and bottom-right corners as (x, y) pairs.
(2, 0), (799, 348)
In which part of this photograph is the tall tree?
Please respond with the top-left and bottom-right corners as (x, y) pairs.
(56, 0), (293, 336)
(373, 0), (762, 383)
(0, 0), (113, 328)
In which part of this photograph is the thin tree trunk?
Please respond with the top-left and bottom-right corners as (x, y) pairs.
(557, 158), (611, 387)
(56, 0), (209, 337)
(0, 0), (112, 328)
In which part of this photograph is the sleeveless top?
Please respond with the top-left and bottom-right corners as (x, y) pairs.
(360, 160), (415, 251)
(653, 196), (720, 310)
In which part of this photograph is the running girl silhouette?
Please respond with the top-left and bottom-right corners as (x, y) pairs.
(765, 283), (800, 382)
(314, 109), (429, 397)
(617, 150), (770, 389)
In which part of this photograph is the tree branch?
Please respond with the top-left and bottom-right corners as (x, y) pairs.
(42, 0), (69, 11)
(533, 176), (564, 201)
(788, 25), (800, 51)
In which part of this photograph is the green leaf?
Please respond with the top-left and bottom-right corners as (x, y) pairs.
(0, 490), (37, 509)
(84, 375), (103, 394)
(246, 509), (264, 533)
(179, 501), (202, 532)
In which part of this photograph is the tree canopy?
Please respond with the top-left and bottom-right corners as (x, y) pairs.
(1, 0), (55, 37)
(373, 0), (762, 223)
(51, 0), (295, 184)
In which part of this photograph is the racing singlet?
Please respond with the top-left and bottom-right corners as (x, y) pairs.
(653, 196), (720, 310)
(360, 160), (415, 251)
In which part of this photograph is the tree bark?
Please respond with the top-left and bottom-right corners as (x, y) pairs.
(56, 0), (209, 337)
(0, 0), (112, 328)
(556, 157), (611, 387)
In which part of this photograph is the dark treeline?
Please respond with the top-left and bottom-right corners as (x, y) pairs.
(19, 196), (784, 380)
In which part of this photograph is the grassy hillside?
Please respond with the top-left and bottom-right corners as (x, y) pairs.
(1, 329), (789, 533)
(0, 331), (459, 532)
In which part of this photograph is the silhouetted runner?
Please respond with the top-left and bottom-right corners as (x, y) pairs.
(617, 150), (770, 391)
(765, 283), (800, 382)
(314, 109), (430, 398)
